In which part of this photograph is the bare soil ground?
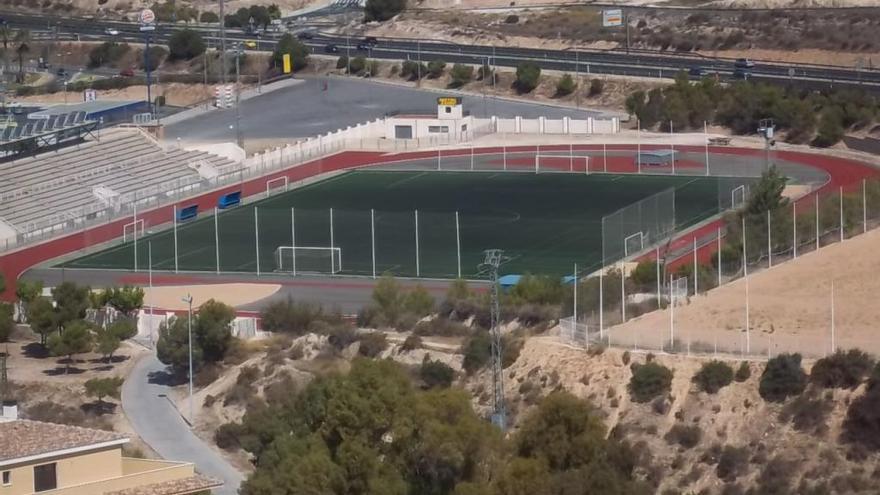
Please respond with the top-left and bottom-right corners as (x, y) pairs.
(16, 83), (218, 107)
(143, 283), (281, 311)
(611, 227), (880, 358)
(3, 326), (155, 457)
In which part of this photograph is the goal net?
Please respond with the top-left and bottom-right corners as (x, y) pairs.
(670, 276), (689, 304)
(274, 246), (342, 274)
(123, 219), (145, 242)
(535, 154), (590, 174)
(602, 187), (676, 266)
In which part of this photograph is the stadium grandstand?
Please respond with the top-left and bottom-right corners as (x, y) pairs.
(0, 128), (244, 248)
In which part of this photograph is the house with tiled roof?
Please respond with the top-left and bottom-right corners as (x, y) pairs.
(0, 406), (220, 495)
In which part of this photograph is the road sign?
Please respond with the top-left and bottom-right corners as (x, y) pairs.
(602, 9), (623, 27)
(83, 89), (97, 102)
(283, 54), (292, 74)
(139, 9), (156, 31)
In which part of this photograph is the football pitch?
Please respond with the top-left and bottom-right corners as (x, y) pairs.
(61, 170), (733, 278)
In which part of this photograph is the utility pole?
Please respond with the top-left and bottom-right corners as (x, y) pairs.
(181, 294), (194, 426)
(480, 249), (509, 431)
(758, 118), (775, 172)
(220, 0), (227, 83)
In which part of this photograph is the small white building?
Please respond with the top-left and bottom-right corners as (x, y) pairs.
(384, 97), (473, 140)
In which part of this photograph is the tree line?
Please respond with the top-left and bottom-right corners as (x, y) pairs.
(625, 73), (879, 147)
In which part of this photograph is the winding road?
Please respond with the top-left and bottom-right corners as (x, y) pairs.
(122, 354), (245, 495)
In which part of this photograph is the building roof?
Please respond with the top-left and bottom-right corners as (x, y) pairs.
(106, 475), (223, 495)
(0, 420), (128, 466)
(27, 100), (142, 119)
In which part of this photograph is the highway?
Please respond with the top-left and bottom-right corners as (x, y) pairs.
(4, 11), (880, 92)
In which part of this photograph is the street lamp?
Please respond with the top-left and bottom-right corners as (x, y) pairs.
(180, 293), (194, 426)
(234, 43), (243, 149)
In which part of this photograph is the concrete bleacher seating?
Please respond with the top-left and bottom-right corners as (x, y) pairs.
(0, 129), (243, 236)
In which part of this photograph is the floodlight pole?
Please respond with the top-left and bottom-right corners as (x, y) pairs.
(815, 193), (820, 251)
(717, 227), (721, 287)
(133, 202), (138, 272)
(148, 241), (154, 347)
(693, 237), (698, 294)
(704, 121), (710, 176)
(620, 262), (626, 323)
(173, 205), (179, 273)
(656, 246), (661, 308)
(669, 120), (675, 174)
(636, 118), (641, 174)
(793, 202), (797, 259)
(767, 210), (772, 268)
(669, 273), (674, 348)
(455, 211), (462, 278)
(329, 208), (335, 274)
(599, 268), (604, 340)
(830, 279), (835, 354)
(572, 263), (578, 322)
(839, 186), (844, 242)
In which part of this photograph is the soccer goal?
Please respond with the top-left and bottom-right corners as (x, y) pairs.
(534, 154), (590, 174)
(624, 232), (645, 257)
(266, 177), (289, 196)
(731, 185), (747, 210)
(274, 246), (342, 274)
(670, 276), (689, 304)
(123, 219), (145, 242)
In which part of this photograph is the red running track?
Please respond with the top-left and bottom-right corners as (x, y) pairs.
(1, 145), (876, 300)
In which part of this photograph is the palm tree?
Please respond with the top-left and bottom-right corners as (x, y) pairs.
(14, 29), (29, 84)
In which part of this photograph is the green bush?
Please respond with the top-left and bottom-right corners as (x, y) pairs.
(515, 61), (541, 93)
(449, 63), (473, 88)
(734, 361), (751, 382)
(168, 29), (206, 60)
(349, 55), (366, 74)
(780, 394), (832, 433)
(508, 274), (564, 306)
(420, 359), (455, 388)
(462, 331), (492, 375)
(413, 317), (470, 337)
(664, 424), (702, 449)
(555, 73), (576, 97)
(400, 60), (426, 81)
(336, 55), (349, 70)
(326, 325), (359, 353)
(589, 78), (604, 96)
(272, 34), (308, 71)
(629, 362), (673, 403)
(260, 297), (337, 335)
(716, 445), (750, 481)
(142, 46), (167, 72)
(759, 353), (807, 402)
(200, 11), (220, 23)
(88, 42), (130, 68)
(357, 332), (388, 358)
(812, 107), (845, 147)
(400, 334), (422, 352)
(364, 0), (405, 22)
(842, 365), (880, 450)
(427, 59), (446, 78)
(810, 349), (874, 389)
(693, 360), (734, 394)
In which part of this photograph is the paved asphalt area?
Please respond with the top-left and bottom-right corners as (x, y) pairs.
(122, 354), (245, 495)
(164, 76), (601, 143)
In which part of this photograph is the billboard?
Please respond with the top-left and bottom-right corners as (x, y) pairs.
(602, 9), (623, 27)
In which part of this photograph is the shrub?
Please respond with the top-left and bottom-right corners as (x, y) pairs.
(336, 54), (349, 70)
(693, 360), (734, 394)
(357, 332), (388, 358)
(555, 73), (576, 97)
(842, 366), (880, 450)
(427, 59), (446, 78)
(515, 61), (541, 93)
(326, 325), (359, 352)
(734, 361), (751, 382)
(812, 107), (845, 147)
(260, 297), (336, 335)
(88, 42), (130, 68)
(664, 424), (702, 449)
(200, 11), (220, 23)
(413, 318), (470, 337)
(629, 362), (673, 403)
(589, 78), (604, 96)
(780, 394), (832, 433)
(272, 34), (309, 71)
(400, 334), (422, 352)
(420, 359), (455, 388)
(0, 303), (13, 343)
(364, 0), (405, 22)
(759, 353), (807, 402)
(142, 46), (167, 72)
(462, 331), (492, 375)
(400, 60), (426, 80)
(716, 445), (750, 481)
(504, 14), (519, 23)
(449, 63), (473, 88)
(168, 29), (206, 60)
(810, 349), (874, 389)
(501, 335), (524, 368)
(215, 422), (243, 450)
(349, 55), (367, 74)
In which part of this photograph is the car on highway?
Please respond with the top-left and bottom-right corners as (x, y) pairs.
(55, 68), (67, 77)
(244, 40), (257, 49)
(732, 68), (752, 80)
(356, 42), (371, 51)
(297, 31), (315, 40)
(324, 44), (339, 53)
(364, 36), (378, 46)
(734, 58), (755, 69)
(689, 67), (709, 78)
(105, 27), (119, 36)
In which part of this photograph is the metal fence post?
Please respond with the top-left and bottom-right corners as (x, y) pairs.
(815, 193), (820, 251)
(371, 209), (376, 279)
(717, 227), (721, 287)
(693, 236), (698, 294)
(291, 207), (297, 276)
(214, 207), (220, 274)
(455, 211), (462, 278)
(173, 204), (179, 273)
(329, 208), (335, 273)
(767, 210), (772, 268)
(620, 262), (626, 323)
(839, 186), (844, 242)
(414, 210), (420, 277)
(793, 201), (797, 259)
(254, 207), (260, 276)
(863, 178), (868, 234)
(133, 202), (138, 272)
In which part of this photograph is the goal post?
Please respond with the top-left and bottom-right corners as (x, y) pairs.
(602, 187), (676, 266)
(274, 246), (342, 274)
(266, 177), (289, 196)
(123, 219), (145, 242)
(623, 232), (645, 257)
(731, 185), (747, 210)
(534, 154), (590, 174)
